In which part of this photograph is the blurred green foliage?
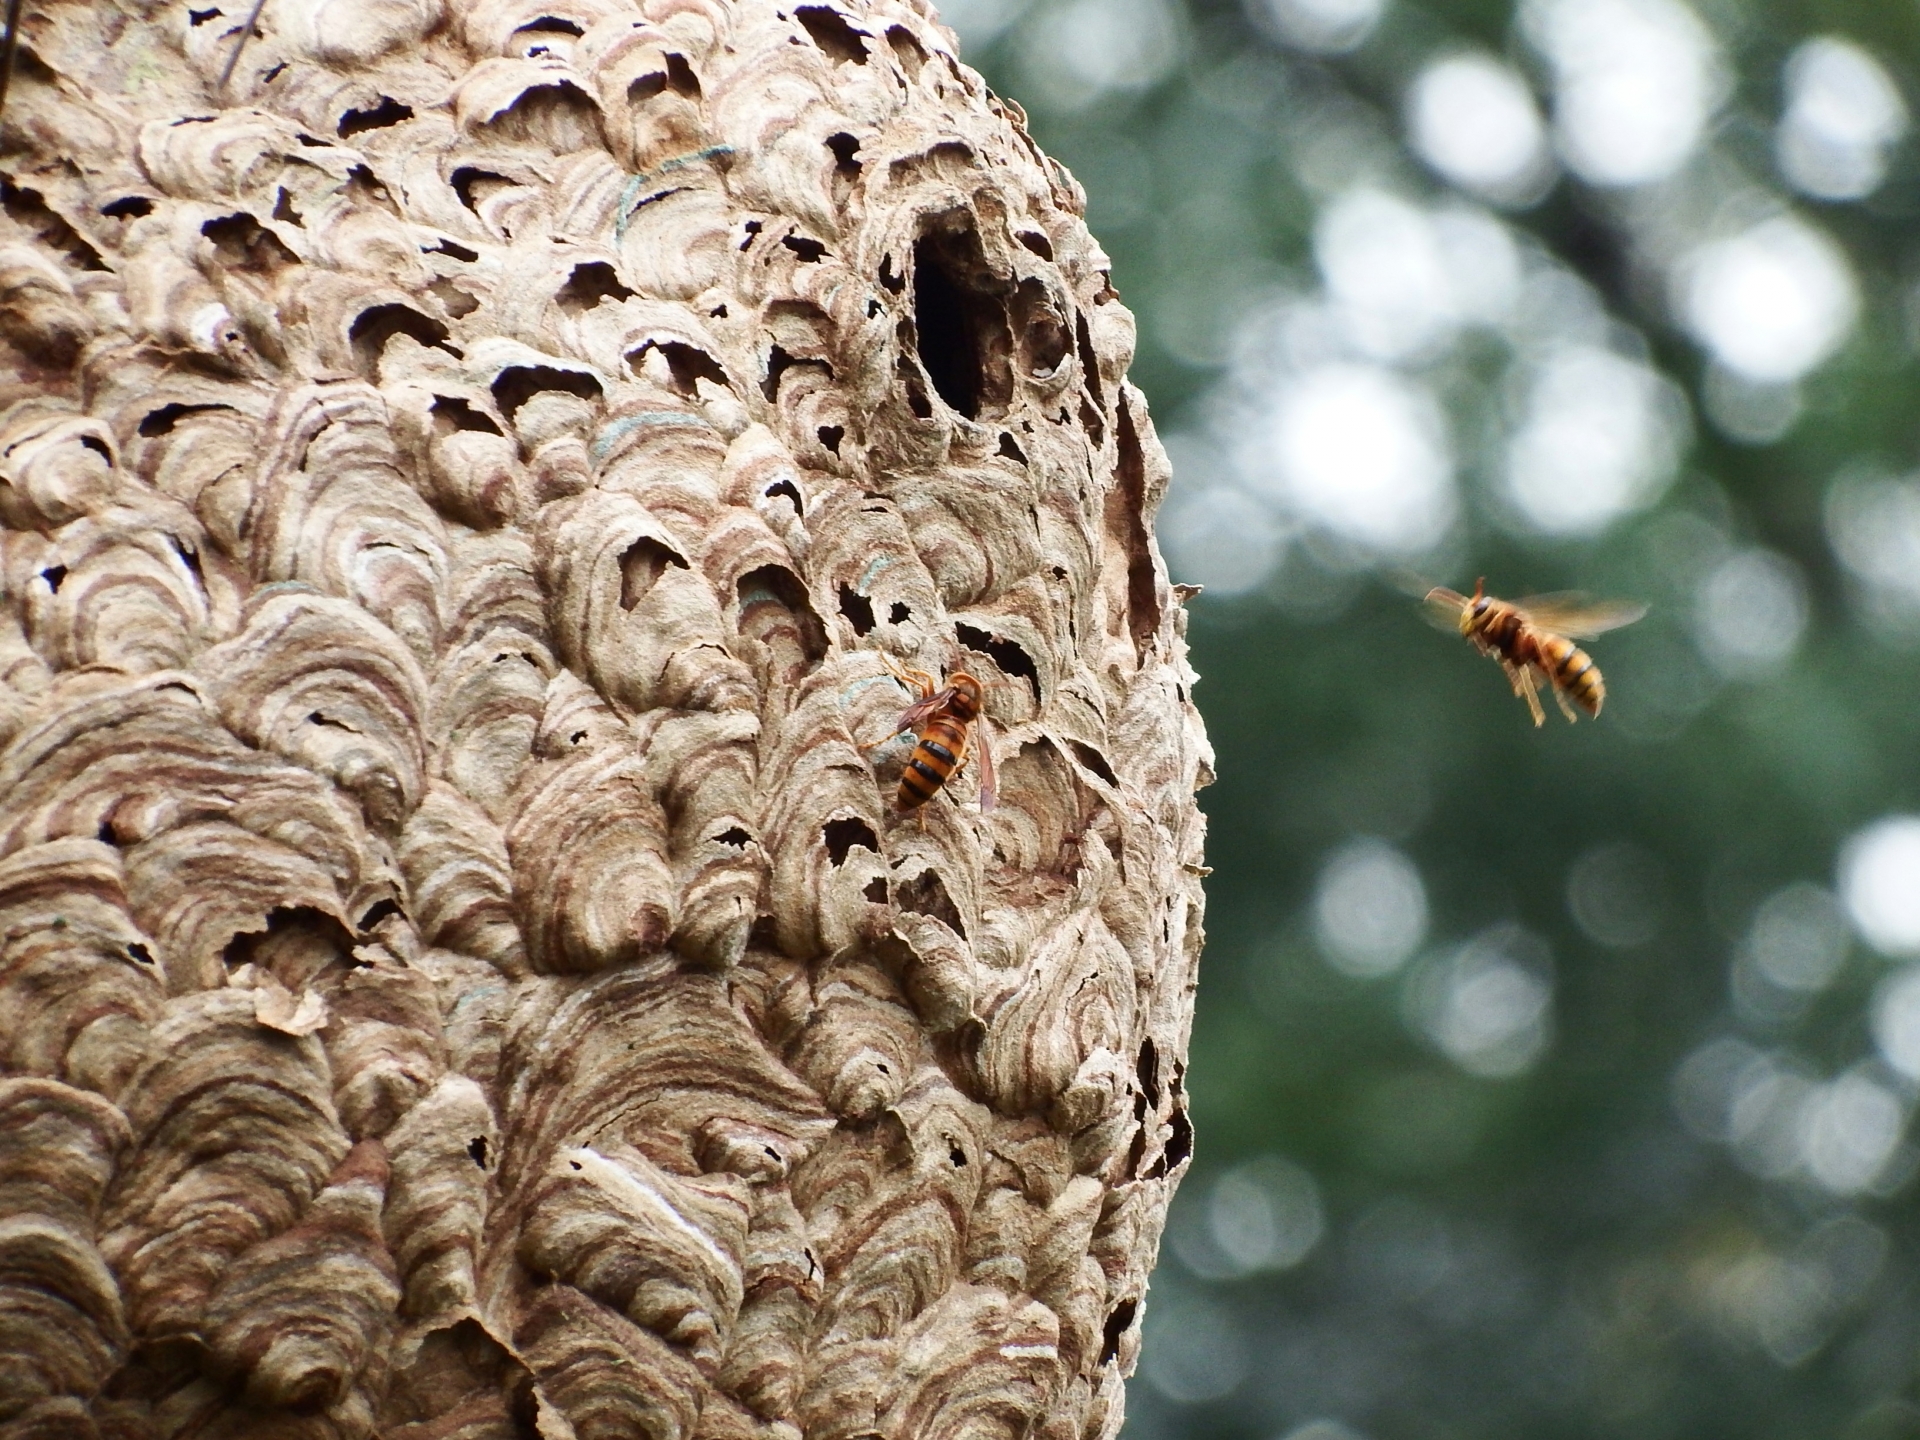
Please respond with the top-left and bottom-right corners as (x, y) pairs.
(957, 0), (1920, 1435)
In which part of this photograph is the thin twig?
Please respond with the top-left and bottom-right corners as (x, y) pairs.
(0, 0), (28, 134)
(217, 0), (270, 92)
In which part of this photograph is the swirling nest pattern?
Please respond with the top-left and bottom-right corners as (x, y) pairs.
(0, 0), (1212, 1434)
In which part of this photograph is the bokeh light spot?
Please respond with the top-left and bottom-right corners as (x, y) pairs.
(1240, 361), (1455, 556)
(1693, 547), (1808, 678)
(1140, 1289), (1250, 1403)
(1406, 53), (1551, 204)
(1799, 1070), (1904, 1195)
(1567, 842), (1665, 948)
(1871, 965), (1920, 1079)
(1247, 0), (1382, 55)
(1777, 38), (1909, 203)
(1746, 883), (1849, 993)
(1405, 925), (1553, 1077)
(1503, 345), (1687, 535)
(1679, 216), (1858, 384)
(1523, 0), (1721, 187)
(1839, 816), (1920, 958)
(1313, 838), (1429, 978)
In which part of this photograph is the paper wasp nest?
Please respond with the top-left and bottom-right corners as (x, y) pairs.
(0, 0), (1211, 1432)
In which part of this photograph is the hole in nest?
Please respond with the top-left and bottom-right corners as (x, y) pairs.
(954, 622), (1039, 704)
(823, 816), (880, 865)
(221, 905), (356, 973)
(948, 1145), (967, 1166)
(631, 51), (701, 100)
(619, 535), (688, 609)
(102, 195), (153, 218)
(912, 222), (1013, 420)
(1100, 1300), (1138, 1366)
(1068, 740), (1118, 787)
(450, 167), (515, 214)
(1017, 230), (1054, 260)
(431, 395), (503, 436)
(516, 14), (583, 34)
(188, 6), (219, 22)
(764, 477), (804, 514)
(894, 867), (965, 939)
(796, 5), (868, 63)
(558, 260), (635, 311)
(491, 364), (602, 423)
(40, 565), (67, 593)
(737, 563), (828, 664)
(1137, 1036), (1160, 1107)
(863, 876), (888, 902)
(888, 602), (910, 624)
(817, 424), (843, 454)
(137, 402), (230, 437)
(338, 96), (414, 137)
(827, 132), (861, 177)
(715, 827), (751, 848)
(429, 236), (478, 262)
(886, 24), (925, 76)
(837, 585), (875, 635)
(782, 234), (827, 262)
(201, 213), (298, 273)
(878, 253), (904, 294)
(272, 187), (304, 226)
(997, 433), (1026, 464)
(628, 339), (729, 398)
(350, 304), (456, 377)
(126, 942), (154, 964)
(358, 898), (404, 932)
(468, 1136), (489, 1167)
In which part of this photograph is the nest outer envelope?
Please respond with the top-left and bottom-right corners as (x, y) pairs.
(0, 0), (1213, 1434)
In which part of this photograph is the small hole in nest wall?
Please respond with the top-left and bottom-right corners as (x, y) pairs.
(558, 261), (635, 311)
(795, 5), (868, 63)
(715, 827), (751, 848)
(468, 1136), (489, 1167)
(823, 816), (880, 865)
(764, 477), (804, 514)
(338, 96), (414, 137)
(827, 132), (861, 177)
(997, 433), (1025, 464)
(1017, 230), (1054, 260)
(429, 236), (478, 262)
(885, 25), (925, 77)
(1100, 1300), (1138, 1365)
(431, 395), (504, 436)
(138, 402), (229, 437)
(954, 622), (1040, 705)
(491, 364), (602, 422)
(817, 424), (843, 454)
(863, 877), (888, 902)
(350, 304), (456, 376)
(782, 234), (827, 262)
(629, 339), (729, 398)
(40, 565), (67, 593)
(888, 602), (910, 624)
(102, 196), (154, 218)
(837, 585), (875, 635)
(359, 898), (404, 932)
(619, 535), (689, 609)
(1068, 740), (1118, 787)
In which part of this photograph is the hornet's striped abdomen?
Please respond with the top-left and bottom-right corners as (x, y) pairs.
(1537, 633), (1605, 717)
(898, 714), (969, 809)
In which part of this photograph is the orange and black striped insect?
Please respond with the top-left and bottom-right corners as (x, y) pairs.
(1424, 579), (1646, 725)
(866, 656), (996, 812)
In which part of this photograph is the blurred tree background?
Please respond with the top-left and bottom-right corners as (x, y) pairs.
(950, 0), (1920, 1435)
